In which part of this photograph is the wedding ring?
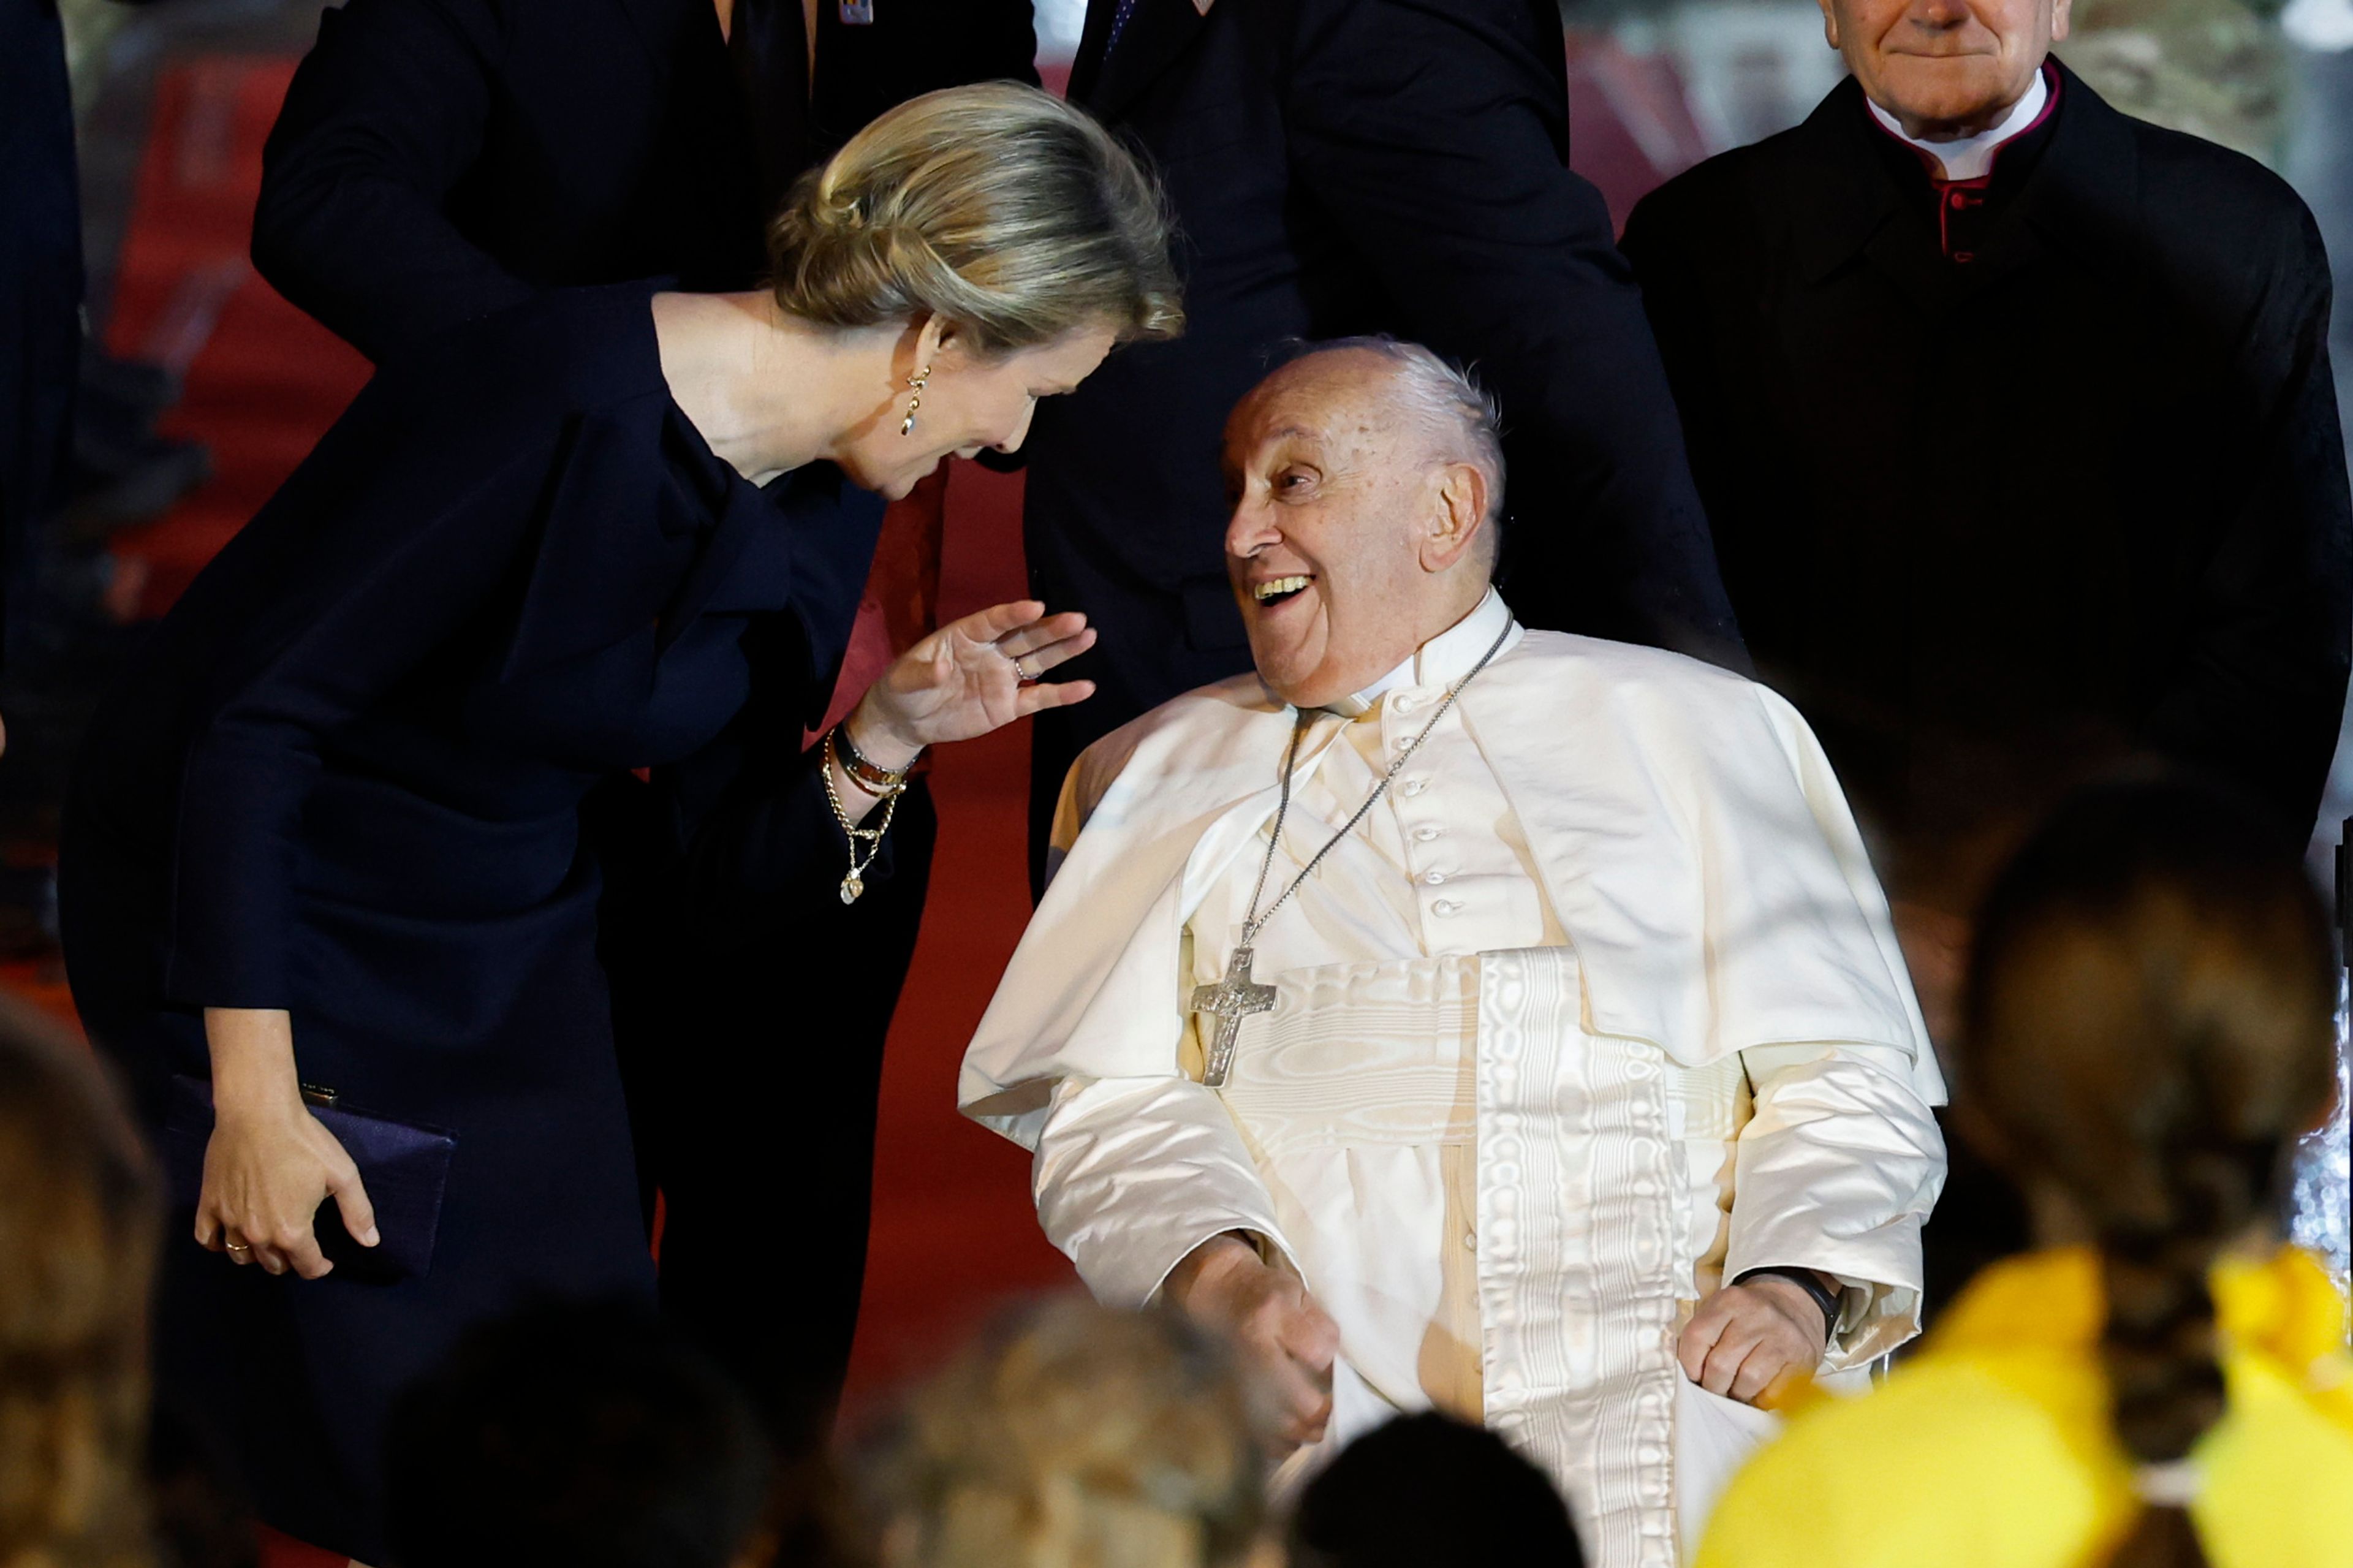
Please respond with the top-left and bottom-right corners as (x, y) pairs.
(1001, 645), (1038, 685)
(225, 1242), (251, 1256)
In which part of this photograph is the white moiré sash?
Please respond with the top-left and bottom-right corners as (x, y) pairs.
(1216, 948), (1770, 1568)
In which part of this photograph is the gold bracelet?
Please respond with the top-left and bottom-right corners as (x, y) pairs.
(822, 729), (899, 905)
(833, 722), (916, 798)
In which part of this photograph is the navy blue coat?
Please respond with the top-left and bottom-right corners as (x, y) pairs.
(243, 0), (1010, 1440)
(58, 284), (892, 1558)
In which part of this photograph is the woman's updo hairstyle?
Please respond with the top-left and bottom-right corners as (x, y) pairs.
(770, 83), (1182, 355)
(1960, 775), (2337, 1568)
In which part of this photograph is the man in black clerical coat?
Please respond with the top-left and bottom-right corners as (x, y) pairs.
(1018, 0), (1741, 878)
(248, 0), (1036, 1440)
(1621, 0), (2352, 1309)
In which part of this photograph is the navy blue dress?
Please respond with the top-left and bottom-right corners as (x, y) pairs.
(58, 283), (891, 1558)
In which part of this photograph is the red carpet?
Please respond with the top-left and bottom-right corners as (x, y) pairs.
(59, 54), (1071, 1565)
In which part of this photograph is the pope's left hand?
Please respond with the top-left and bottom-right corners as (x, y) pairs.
(1677, 1275), (1832, 1406)
(848, 599), (1096, 767)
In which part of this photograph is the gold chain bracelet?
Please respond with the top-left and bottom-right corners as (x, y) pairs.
(822, 727), (900, 904)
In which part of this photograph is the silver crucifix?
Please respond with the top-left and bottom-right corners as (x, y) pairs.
(1190, 944), (1277, 1088)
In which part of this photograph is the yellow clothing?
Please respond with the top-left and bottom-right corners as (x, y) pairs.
(1694, 1245), (2353, 1568)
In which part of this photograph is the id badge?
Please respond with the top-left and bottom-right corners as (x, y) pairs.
(839, 0), (874, 21)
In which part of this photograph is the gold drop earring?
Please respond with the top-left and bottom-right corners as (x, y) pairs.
(899, 365), (932, 436)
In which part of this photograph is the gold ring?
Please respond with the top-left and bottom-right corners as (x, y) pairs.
(225, 1242), (251, 1256)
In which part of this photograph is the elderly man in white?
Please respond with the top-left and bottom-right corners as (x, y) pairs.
(960, 339), (1947, 1566)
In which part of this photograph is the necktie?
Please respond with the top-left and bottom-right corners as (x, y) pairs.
(728, 0), (814, 220)
(1104, 0), (1143, 57)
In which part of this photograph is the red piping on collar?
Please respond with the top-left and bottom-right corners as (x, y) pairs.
(1868, 63), (2061, 259)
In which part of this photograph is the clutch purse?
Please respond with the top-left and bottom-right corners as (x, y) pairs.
(162, 1072), (456, 1281)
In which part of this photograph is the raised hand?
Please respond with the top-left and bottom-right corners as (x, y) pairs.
(846, 599), (1096, 768)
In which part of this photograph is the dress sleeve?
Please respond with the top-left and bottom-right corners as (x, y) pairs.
(252, 0), (532, 362)
(1281, 0), (1743, 666)
(668, 612), (920, 921)
(161, 369), (583, 1009)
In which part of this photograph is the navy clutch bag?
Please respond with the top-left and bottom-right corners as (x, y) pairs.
(162, 1073), (456, 1280)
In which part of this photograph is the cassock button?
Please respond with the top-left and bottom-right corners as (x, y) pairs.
(1431, 898), (1461, 917)
(1401, 778), (1428, 797)
(1463, 1230), (1477, 1251)
(1423, 869), (1447, 885)
(1392, 694), (1416, 715)
(1414, 825), (1442, 842)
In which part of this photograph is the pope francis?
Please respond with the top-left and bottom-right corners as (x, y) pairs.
(960, 339), (1950, 1566)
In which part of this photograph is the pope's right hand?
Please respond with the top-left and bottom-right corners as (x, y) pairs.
(1164, 1232), (1341, 1448)
(197, 1007), (378, 1280)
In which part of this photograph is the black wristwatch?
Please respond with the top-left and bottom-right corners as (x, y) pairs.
(1735, 1266), (1843, 1339)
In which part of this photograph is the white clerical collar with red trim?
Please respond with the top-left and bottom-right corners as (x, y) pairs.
(1867, 67), (2049, 181)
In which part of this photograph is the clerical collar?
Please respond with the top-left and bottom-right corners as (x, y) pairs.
(1319, 589), (1517, 718)
(1866, 66), (2050, 181)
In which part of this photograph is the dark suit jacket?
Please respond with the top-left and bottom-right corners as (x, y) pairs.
(251, 0), (1035, 365)
(1018, 0), (1742, 858)
(1623, 64), (2352, 880)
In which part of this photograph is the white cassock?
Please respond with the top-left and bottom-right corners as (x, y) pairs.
(960, 592), (1948, 1566)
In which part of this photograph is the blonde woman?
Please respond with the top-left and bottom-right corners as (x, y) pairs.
(58, 84), (1180, 1562)
(868, 1298), (1271, 1568)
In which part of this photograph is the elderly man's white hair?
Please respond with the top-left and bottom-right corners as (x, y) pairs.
(1294, 335), (1507, 529)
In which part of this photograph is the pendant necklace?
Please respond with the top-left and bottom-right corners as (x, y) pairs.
(1189, 619), (1512, 1087)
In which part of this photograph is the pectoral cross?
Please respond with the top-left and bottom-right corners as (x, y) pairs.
(1190, 944), (1277, 1089)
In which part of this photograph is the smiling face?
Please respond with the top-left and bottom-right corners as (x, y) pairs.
(1221, 349), (1495, 709)
(1822, 0), (2067, 138)
(834, 322), (1119, 500)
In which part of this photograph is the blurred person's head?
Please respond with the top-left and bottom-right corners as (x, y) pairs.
(384, 1300), (787, 1568)
(1221, 339), (1504, 709)
(1818, 0), (2067, 140)
(767, 83), (1181, 499)
(0, 998), (162, 1568)
(865, 1297), (1268, 1568)
(1958, 775), (2338, 1568)
(1286, 1414), (1581, 1568)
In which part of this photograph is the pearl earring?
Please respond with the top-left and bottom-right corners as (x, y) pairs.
(900, 365), (932, 436)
